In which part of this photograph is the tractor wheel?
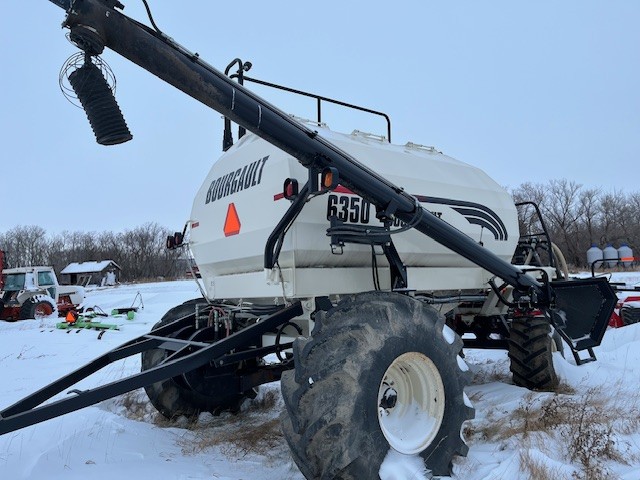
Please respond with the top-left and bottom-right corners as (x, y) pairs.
(20, 295), (57, 320)
(508, 316), (559, 390)
(551, 329), (564, 356)
(281, 291), (473, 479)
(621, 306), (640, 326)
(142, 299), (256, 419)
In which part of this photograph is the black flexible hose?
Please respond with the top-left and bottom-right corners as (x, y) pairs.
(141, 0), (163, 34)
(68, 61), (132, 145)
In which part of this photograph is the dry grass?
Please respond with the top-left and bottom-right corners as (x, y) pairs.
(115, 389), (175, 426)
(177, 390), (287, 461)
(115, 387), (288, 461)
(118, 390), (155, 419)
(247, 388), (279, 412)
(554, 381), (577, 395)
(179, 416), (284, 458)
(519, 450), (569, 480)
(471, 361), (512, 384)
(471, 358), (576, 395)
(466, 386), (640, 479)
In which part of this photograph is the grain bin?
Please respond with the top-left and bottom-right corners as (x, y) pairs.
(587, 244), (604, 268)
(603, 244), (618, 268)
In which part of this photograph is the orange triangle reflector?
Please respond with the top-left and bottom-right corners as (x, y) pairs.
(224, 203), (241, 237)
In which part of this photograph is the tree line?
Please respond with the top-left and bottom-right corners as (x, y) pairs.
(0, 180), (637, 282)
(0, 222), (184, 282)
(511, 179), (640, 268)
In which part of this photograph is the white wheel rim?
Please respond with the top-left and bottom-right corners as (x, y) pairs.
(377, 352), (445, 455)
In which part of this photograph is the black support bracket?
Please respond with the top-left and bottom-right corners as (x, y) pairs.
(0, 302), (302, 435)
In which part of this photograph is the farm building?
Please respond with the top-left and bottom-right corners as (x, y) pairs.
(60, 260), (121, 287)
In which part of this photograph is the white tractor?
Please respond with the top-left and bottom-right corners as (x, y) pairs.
(0, 265), (85, 321)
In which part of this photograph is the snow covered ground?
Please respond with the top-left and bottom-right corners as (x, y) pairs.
(1, 276), (640, 479)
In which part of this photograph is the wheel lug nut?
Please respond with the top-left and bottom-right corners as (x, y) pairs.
(379, 387), (398, 409)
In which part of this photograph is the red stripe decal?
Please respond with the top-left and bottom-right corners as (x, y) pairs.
(334, 185), (354, 194)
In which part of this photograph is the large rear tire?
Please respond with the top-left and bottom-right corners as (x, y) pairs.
(281, 292), (473, 479)
(508, 316), (559, 390)
(0, 299), (8, 321)
(621, 306), (640, 326)
(141, 299), (256, 419)
(20, 295), (57, 320)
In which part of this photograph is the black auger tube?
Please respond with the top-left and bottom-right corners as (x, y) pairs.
(49, 0), (544, 300)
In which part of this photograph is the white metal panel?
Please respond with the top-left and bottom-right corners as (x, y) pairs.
(189, 126), (519, 300)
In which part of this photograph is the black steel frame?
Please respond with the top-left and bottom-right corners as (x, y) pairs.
(0, 301), (302, 434)
(326, 217), (408, 290)
(514, 201), (559, 273)
(232, 74), (393, 143)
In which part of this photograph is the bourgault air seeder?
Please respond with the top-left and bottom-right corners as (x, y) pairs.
(1, 1), (617, 478)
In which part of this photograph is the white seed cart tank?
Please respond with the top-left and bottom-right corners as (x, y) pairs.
(189, 126), (519, 300)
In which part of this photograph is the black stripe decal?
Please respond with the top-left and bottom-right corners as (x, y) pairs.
(414, 195), (508, 241)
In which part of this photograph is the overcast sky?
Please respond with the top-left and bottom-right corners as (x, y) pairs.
(1, 1), (638, 235)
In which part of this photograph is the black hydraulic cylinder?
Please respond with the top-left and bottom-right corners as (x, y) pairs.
(48, 0), (547, 300)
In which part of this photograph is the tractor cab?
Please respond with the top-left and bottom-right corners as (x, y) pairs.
(0, 267), (60, 321)
(1, 267), (57, 300)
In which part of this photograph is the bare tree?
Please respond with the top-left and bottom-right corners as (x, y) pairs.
(598, 191), (627, 246)
(0, 225), (48, 267)
(534, 180), (582, 266)
(1, 223), (184, 282)
(627, 193), (640, 250)
(119, 222), (181, 280)
(577, 188), (601, 246)
(513, 181), (640, 267)
(4, 178), (638, 275)
(511, 182), (547, 237)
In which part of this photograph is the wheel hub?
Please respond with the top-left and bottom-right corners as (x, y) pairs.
(377, 351), (445, 455)
(34, 302), (54, 318)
